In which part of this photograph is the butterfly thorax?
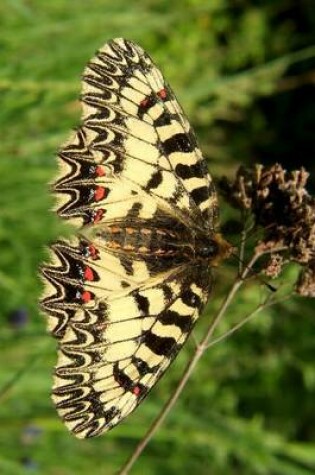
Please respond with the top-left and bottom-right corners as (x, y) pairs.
(196, 232), (232, 265)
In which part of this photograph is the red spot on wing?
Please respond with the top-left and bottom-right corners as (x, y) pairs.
(81, 290), (93, 303)
(84, 267), (94, 281)
(88, 244), (99, 260)
(157, 88), (167, 100)
(95, 165), (106, 177)
(132, 385), (141, 396)
(93, 209), (105, 223)
(140, 97), (149, 108)
(94, 186), (106, 202)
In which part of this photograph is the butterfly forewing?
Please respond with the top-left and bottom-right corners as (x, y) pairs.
(55, 38), (218, 230)
(40, 38), (225, 438)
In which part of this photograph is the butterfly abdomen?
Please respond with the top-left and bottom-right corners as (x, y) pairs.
(95, 222), (192, 259)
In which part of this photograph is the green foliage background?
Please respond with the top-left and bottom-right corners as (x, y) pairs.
(1, 1), (314, 474)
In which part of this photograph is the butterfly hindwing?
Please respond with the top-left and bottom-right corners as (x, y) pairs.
(41, 237), (212, 438)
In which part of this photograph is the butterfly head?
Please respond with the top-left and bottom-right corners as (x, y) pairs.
(197, 233), (233, 265)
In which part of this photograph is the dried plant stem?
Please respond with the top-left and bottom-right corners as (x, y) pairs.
(117, 252), (261, 475)
(238, 214), (251, 274)
(206, 303), (265, 350)
(238, 226), (247, 274)
(206, 292), (291, 350)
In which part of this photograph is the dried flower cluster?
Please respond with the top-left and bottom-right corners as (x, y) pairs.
(219, 164), (315, 296)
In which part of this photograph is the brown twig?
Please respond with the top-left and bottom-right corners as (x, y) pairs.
(205, 293), (291, 350)
(238, 214), (251, 275)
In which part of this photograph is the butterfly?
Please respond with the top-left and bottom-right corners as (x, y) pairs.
(40, 38), (231, 438)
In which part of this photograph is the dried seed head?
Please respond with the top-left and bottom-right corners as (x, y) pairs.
(296, 263), (315, 297)
(263, 253), (284, 279)
(219, 164), (315, 292)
